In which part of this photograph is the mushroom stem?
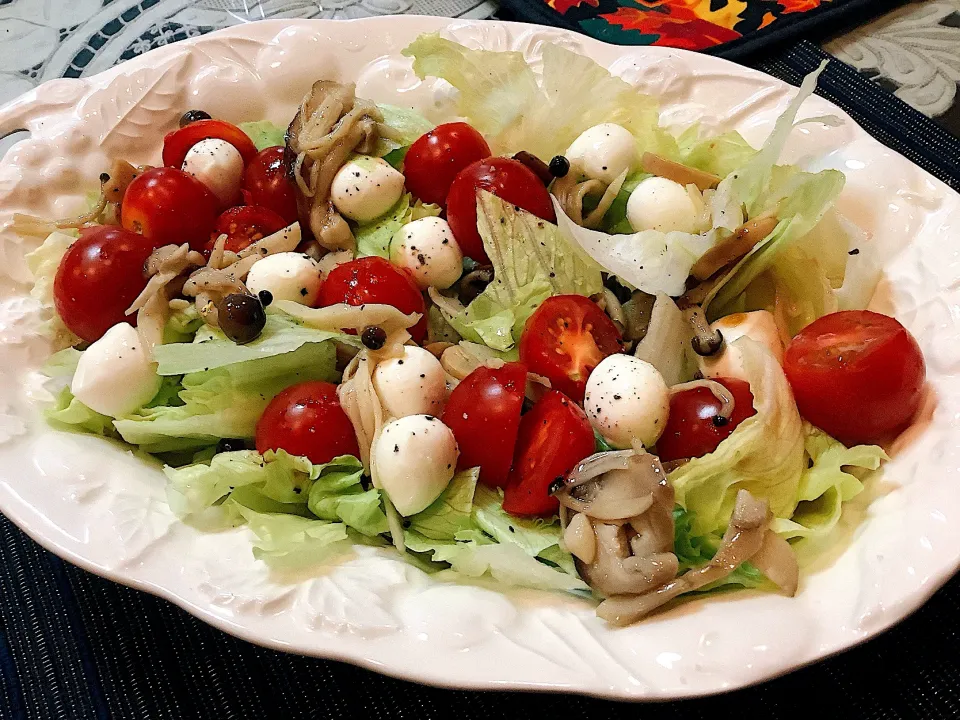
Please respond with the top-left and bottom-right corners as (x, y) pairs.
(686, 306), (723, 356)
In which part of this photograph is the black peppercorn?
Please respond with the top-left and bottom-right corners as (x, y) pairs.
(179, 109), (212, 127)
(712, 415), (730, 428)
(257, 290), (273, 307)
(361, 325), (387, 350)
(547, 476), (567, 495)
(217, 293), (266, 344)
(549, 155), (570, 178)
(216, 438), (246, 453)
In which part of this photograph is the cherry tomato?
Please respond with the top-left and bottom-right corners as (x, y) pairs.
(121, 167), (220, 252)
(784, 310), (925, 445)
(242, 146), (299, 225)
(519, 295), (622, 404)
(446, 157), (555, 263)
(206, 205), (288, 254)
(317, 257), (427, 343)
(656, 378), (757, 462)
(442, 363), (526, 488)
(404, 123), (491, 206)
(162, 119), (258, 169)
(502, 390), (595, 517)
(53, 226), (158, 343)
(255, 381), (360, 465)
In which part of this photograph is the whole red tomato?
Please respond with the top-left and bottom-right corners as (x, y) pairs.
(446, 157), (555, 263)
(519, 295), (622, 404)
(656, 377), (757, 462)
(121, 167), (220, 251)
(317, 257), (427, 343)
(784, 310), (925, 445)
(502, 390), (595, 517)
(53, 226), (158, 343)
(255, 381), (360, 465)
(403, 123), (491, 206)
(242, 146), (299, 225)
(442, 362), (526, 488)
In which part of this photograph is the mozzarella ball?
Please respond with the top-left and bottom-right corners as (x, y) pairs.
(373, 415), (459, 516)
(330, 156), (405, 223)
(245, 252), (322, 305)
(390, 217), (463, 290)
(317, 250), (354, 282)
(699, 310), (784, 382)
(565, 123), (637, 185)
(181, 138), (244, 205)
(626, 176), (699, 234)
(71, 323), (162, 418)
(373, 345), (447, 419)
(584, 354), (669, 449)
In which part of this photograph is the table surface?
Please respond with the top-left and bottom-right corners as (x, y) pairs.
(2, 1), (960, 717)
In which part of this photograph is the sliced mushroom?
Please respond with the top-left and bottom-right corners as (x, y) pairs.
(286, 80), (382, 252)
(595, 490), (794, 626)
(621, 290), (656, 343)
(555, 450), (665, 522)
(563, 512), (597, 564)
(126, 243), (206, 349)
(550, 163), (625, 229)
(458, 265), (494, 305)
(690, 214), (779, 281)
(578, 523), (679, 597)
(640, 152), (721, 191)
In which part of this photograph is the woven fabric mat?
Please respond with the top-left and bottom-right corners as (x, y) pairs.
(3, 37), (960, 720)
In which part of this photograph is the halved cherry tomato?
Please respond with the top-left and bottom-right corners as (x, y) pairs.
(121, 167), (220, 251)
(446, 157), (555, 263)
(53, 226), (159, 343)
(784, 310), (925, 445)
(242, 146), (299, 225)
(206, 205), (288, 254)
(255, 381), (360, 465)
(503, 390), (595, 517)
(656, 377), (756, 462)
(404, 123), (491, 206)
(162, 119), (258, 169)
(317, 257), (427, 343)
(442, 363), (526, 488)
(519, 295), (622, 403)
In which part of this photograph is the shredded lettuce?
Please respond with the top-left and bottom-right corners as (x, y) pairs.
(676, 124), (758, 178)
(355, 193), (441, 258)
(773, 425), (887, 541)
(153, 312), (351, 376)
(46, 387), (117, 437)
(115, 341), (338, 452)
(307, 455), (388, 537)
(436, 191), (603, 352)
(25, 231), (80, 347)
(375, 104), (434, 163)
(408, 467), (479, 541)
(233, 503), (350, 568)
(164, 303), (204, 344)
(668, 338), (805, 535)
(240, 121), (286, 151)
(402, 34), (673, 161)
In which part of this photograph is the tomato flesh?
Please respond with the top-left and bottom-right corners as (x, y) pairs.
(242, 146), (299, 225)
(442, 363), (526, 488)
(503, 390), (595, 517)
(121, 167), (220, 252)
(162, 119), (258, 169)
(206, 205), (288, 254)
(519, 295), (622, 403)
(255, 381), (360, 465)
(656, 377), (756, 462)
(784, 310), (925, 445)
(53, 226), (159, 343)
(446, 157), (555, 263)
(317, 257), (427, 343)
(404, 123), (491, 206)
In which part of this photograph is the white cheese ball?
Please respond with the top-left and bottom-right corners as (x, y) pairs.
(626, 176), (699, 234)
(181, 138), (244, 205)
(373, 415), (459, 516)
(565, 123), (637, 184)
(390, 217), (463, 290)
(584, 354), (669, 449)
(330, 156), (405, 223)
(245, 252), (322, 305)
(699, 310), (784, 382)
(373, 345), (447, 419)
(317, 250), (354, 282)
(71, 323), (162, 418)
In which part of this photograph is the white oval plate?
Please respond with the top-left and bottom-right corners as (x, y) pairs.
(1, 17), (959, 701)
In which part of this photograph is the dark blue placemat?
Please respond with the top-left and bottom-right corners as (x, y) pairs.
(3, 39), (960, 720)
